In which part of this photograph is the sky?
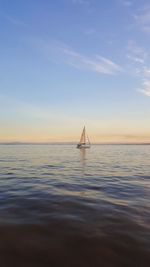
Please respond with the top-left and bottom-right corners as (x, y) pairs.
(0, 0), (150, 143)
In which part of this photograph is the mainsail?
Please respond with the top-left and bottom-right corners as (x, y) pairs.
(80, 126), (86, 144)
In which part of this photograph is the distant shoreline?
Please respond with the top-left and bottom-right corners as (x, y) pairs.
(0, 142), (150, 145)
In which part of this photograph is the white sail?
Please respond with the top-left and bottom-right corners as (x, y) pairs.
(77, 126), (91, 149)
(80, 126), (86, 144)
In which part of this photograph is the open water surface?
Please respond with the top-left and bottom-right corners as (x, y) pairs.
(0, 144), (150, 266)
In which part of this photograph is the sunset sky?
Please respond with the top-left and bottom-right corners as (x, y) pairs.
(0, 0), (150, 143)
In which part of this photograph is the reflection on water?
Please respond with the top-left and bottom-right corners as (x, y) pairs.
(80, 148), (87, 172)
(0, 144), (150, 266)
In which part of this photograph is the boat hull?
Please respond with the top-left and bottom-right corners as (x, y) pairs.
(77, 144), (90, 149)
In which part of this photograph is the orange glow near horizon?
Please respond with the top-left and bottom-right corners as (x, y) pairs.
(1, 118), (150, 143)
(1, 131), (150, 143)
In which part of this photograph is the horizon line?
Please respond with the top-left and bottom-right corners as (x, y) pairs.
(1, 141), (150, 145)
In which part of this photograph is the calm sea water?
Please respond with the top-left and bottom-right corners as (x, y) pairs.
(0, 144), (150, 266)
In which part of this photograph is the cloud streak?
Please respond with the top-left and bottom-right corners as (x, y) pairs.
(119, 0), (133, 7)
(62, 47), (122, 74)
(29, 38), (122, 75)
(72, 0), (90, 5)
(126, 40), (150, 96)
(127, 40), (147, 64)
(2, 14), (27, 27)
(138, 80), (150, 96)
(134, 5), (150, 33)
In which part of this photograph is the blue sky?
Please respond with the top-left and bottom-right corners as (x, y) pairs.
(0, 0), (150, 142)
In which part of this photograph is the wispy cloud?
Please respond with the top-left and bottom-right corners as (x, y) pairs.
(138, 80), (150, 96)
(72, 0), (90, 5)
(3, 14), (27, 27)
(143, 67), (150, 77)
(127, 40), (147, 64)
(71, 0), (94, 13)
(62, 47), (122, 74)
(119, 0), (133, 7)
(0, 94), (51, 119)
(134, 5), (150, 33)
(28, 38), (122, 75)
(84, 28), (96, 36)
(126, 40), (150, 96)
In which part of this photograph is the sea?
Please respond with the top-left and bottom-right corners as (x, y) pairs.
(0, 144), (149, 267)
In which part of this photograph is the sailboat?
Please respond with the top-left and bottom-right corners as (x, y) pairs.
(77, 126), (91, 149)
